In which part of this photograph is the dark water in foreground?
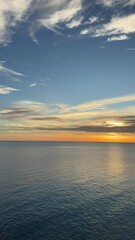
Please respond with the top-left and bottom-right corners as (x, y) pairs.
(0, 141), (135, 240)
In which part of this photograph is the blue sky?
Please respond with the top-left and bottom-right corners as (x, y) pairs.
(0, 0), (135, 141)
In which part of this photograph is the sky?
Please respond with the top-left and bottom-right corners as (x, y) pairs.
(0, 0), (135, 142)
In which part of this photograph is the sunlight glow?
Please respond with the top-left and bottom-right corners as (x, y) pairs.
(106, 121), (124, 127)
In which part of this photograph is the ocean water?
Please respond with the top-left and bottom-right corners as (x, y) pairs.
(0, 141), (135, 240)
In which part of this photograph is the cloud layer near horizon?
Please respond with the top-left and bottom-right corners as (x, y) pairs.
(0, 94), (135, 135)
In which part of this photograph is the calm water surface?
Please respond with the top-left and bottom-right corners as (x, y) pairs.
(0, 141), (135, 240)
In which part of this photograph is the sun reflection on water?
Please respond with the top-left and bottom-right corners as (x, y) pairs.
(107, 145), (124, 177)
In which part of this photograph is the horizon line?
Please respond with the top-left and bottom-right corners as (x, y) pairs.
(0, 140), (135, 144)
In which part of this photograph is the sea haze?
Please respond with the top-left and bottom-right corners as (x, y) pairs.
(0, 141), (135, 240)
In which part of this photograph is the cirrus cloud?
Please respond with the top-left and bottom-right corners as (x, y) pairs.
(29, 82), (37, 87)
(107, 34), (129, 42)
(0, 0), (135, 45)
(0, 62), (24, 76)
(80, 13), (135, 42)
(0, 85), (19, 94)
(0, 94), (135, 135)
(94, 13), (135, 37)
(0, 0), (32, 45)
(96, 0), (135, 8)
(0, 0), (83, 45)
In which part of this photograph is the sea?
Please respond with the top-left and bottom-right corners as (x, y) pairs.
(0, 141), (135, 240)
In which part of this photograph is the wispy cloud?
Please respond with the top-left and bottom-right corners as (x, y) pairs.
(107, 34), (129, 42)
(0, 60), (6, 64)
(31, 116), (62, 122)
(0, 63), (24, 76)
(3, 116), (135, 134)
(96, 0), (135, 8)
(0, 85), (19, 94)
(36, 0), (82, 34)
(29, 82), (37, 87)
(0, 0), (135, 45)
(96, 0), (117, 7)
(35, 122), (135, 134)
(93, 13), (135, 37)
(66, 17), (83, 29)
(0, 0), (32, 45)
(80, 13), (135, 41)
(126, 48), (135, 51)
(0, 94), (135, 135)
(0, 101), (48, 125)
(69, 94), (135, 112)
(0, 0), (84, 45)
(16, 101), (48, 114)
(87, 16), (99, 24)
(11, 78), (22, 82)
(80, 29), (90, 35)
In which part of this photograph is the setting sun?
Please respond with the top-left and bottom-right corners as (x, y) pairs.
(106, 121), (125, 127)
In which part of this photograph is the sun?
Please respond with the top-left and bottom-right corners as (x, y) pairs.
(106, 121), (124, 127)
